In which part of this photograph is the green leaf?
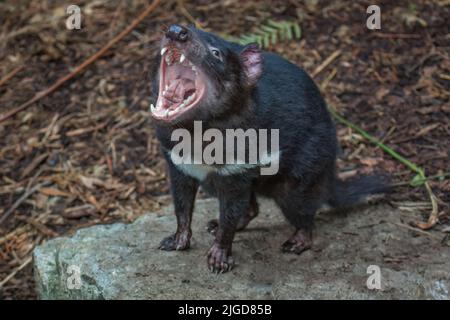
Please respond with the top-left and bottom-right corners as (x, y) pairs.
(267, 19), (281, 28)
(239, 34), (254, 44)
(293, 23), (301, 38)
(232, 20), (302, 49)
(286, 24), (293, 40)
(410, 174), (425, 187)
(260, 25), (277, 34)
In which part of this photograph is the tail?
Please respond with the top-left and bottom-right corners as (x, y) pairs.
(329, 174), (391, 210)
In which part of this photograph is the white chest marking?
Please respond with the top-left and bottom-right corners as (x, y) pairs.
(168, 150), (281, 181)
(174, 163), (215, 181)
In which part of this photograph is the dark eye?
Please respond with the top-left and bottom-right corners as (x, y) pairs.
(211, 48), (221, 59)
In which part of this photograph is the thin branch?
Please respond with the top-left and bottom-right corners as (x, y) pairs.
(176, 0), (204, 28)
(0, 181), (51, 225)
(389, 222), (443, 242)
(0, 65), (24, 87)
(0, 256), (33, 289)
(312, 49), (341, 77)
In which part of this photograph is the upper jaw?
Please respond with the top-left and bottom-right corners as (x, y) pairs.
(150, 40), (206, 122)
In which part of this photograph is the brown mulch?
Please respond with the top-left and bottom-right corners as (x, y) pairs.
(0, 0), (449, 299)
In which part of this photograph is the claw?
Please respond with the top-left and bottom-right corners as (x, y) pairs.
(206, 243), (234, 273)
(159, 230), (191, 251)
(281, 229), (312, 255)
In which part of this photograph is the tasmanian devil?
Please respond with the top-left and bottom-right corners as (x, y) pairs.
(150, 24), (387, 273)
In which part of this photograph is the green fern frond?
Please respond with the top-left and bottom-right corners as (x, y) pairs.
(223, 20), (301, 49)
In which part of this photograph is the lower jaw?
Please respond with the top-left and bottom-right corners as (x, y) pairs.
(151, 97), (199, 121)
(151, 106), (189, 121)
(151, 85), (205, 121)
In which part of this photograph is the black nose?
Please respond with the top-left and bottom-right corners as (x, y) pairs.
(166, 24), (189, 42)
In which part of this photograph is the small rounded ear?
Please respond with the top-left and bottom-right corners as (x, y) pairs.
(240, 43), (263, 87)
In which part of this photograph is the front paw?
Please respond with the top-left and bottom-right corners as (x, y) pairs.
(207, 243), (234, 273)
(158, 230), (191, 251)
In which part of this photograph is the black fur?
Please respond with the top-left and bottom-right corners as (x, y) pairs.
(151, 25), (388, 273)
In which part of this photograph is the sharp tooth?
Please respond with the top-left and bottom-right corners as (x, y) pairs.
(168, 109), (177, 116)
(164, 109), (170, 117)
(161, 47), (167, 56)
(150, 103), (156, 113)
(165, 85), (168, 91)
(178, 102), (185, 109)
(165, 55), (171, 65)
(180, 54), (186, 63)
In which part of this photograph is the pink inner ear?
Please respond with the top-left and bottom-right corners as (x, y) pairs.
(241, 45), (263, 86)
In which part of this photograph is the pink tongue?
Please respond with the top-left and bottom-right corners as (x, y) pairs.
(163, 79), (195, 103)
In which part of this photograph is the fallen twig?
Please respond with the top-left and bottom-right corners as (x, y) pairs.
(0, 0), (162, 124)
(0, 65), (24, 87)
(320, 68), (337, 90)
(20, 153), (49, 179)
(0, 256), (33, 289)
(389, 222), (443, 242)
(312, 49), (341, 77)
(65, 121), (108, 137)
(372, 33), (421, 39)
(177, 0), (204, 28)
(16, 216), (58, 237)
(0, 181), (51, 225)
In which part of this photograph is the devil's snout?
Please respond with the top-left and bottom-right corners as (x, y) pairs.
(166, 24), (189, 42)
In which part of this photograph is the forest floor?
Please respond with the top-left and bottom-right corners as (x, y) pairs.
(0, 0), (449, 299)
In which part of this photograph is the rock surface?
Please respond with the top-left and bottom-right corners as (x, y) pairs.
(33, 198), (450, 299)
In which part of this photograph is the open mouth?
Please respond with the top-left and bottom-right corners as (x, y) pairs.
(151, 45), (206, 121)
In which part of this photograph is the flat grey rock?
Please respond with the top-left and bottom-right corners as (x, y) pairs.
(33, 198), (450, 299)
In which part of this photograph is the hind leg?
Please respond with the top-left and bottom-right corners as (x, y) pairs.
(279, 201), (315, 254)
(274, 179), (326, 255)
(207, 192), (259, 235)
